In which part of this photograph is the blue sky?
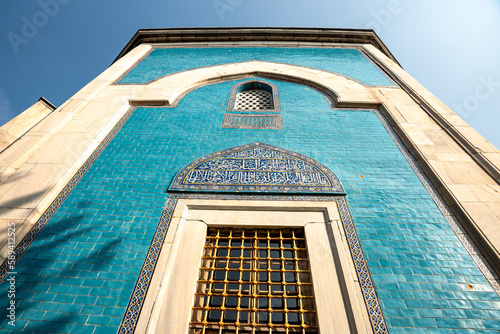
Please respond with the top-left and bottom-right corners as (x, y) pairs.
(1, 0), (499, 148)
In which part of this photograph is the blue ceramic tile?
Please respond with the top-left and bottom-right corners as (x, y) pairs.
(482, 320), (500, 330)
(86, 315), (111, 326)
(457, 319), (485, 329)
(93, 326), (117, 334)
(390, 317), (414, 327)
(427, 329), (453, 334)
(70, 324), (96, 334)
(436, 319), (461, 329)
(420, 309), (444, 318)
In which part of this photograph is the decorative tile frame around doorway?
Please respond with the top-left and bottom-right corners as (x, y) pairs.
(117, 193), (389, 334)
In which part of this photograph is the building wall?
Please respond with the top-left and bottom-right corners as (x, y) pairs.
(0, 98), (55, 153)
(0, 38), (499, 334)
(117, 47), (393, 86)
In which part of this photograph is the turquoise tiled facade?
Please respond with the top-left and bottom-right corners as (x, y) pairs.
(117, 47), (394, 86)
(0, 48), (499, 334)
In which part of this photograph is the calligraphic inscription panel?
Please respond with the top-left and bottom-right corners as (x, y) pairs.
(168, 142), (344, 194)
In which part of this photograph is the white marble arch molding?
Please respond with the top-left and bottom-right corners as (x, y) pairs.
(128, 60), (381, 109)
(168, 142), (346, 195)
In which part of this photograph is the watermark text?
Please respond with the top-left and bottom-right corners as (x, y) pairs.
(6, 222), (16, 327)
(7, 0), (71, 53)
(213, 0), (243, 21)
(454, 75), (499, 119)
(365, 0), (403, 32)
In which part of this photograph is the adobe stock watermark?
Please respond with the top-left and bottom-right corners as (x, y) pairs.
(454, 75), (500, 119)
(213, 0), (243, 21)
(365, 0), (403, 32)
(6, 222), (16, 327)
(7, 0), (71, 54)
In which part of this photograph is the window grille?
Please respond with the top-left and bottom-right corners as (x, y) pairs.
(234, 89), (273, 110)
(190, 228), (318, 334)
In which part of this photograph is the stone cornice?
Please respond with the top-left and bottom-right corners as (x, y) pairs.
(112, 27), (401, 67)
(38, 96), (57, 111)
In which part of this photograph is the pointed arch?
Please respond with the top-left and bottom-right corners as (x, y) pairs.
(168, 142), (345, 194)
(131, 61), (380, 109)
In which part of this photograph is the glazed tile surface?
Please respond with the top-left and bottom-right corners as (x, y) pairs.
(1, 77), (499, 334)
(117, 47), (394, 86)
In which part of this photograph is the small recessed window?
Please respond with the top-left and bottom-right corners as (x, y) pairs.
(223, 80), (282, 129)
(228, 80), (280, 112)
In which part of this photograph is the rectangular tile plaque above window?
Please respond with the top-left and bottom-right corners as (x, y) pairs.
(222, 114), (283, 130)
